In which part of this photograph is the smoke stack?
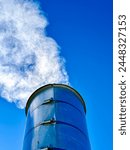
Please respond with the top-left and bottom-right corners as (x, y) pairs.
(23, 84), (91, 150)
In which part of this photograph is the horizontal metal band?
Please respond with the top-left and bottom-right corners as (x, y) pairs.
(40, 147), (65, 150)
(24, 118), (87, 140)
(29, 98), (85, 117)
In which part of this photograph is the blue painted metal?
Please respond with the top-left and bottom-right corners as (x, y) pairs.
(23, 84), (91, 150)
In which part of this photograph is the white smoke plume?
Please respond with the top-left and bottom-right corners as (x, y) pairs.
(0, 0), (69, 108)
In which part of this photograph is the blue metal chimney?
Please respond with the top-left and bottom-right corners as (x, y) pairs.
(23, 84), (91, 150)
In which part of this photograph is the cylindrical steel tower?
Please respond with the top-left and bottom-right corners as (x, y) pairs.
(23, 84), (91, 150)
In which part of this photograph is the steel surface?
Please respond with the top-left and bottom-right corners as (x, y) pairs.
(23, 84), (91, 150)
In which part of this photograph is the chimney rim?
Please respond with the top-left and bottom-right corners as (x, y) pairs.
(25, 84), (86, 115)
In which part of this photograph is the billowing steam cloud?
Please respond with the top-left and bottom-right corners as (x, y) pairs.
(0, 0), (69, 108)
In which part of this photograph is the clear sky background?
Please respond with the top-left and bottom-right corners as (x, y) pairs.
(0, 0), (112, 150)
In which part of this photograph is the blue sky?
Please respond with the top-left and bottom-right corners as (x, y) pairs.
(0, 0), (112, 150)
